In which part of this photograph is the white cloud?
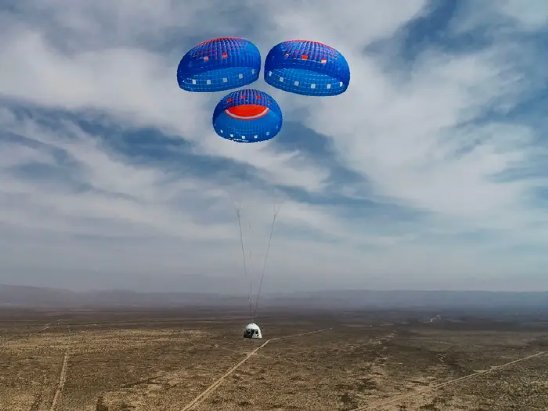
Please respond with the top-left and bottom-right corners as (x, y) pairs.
(500, 0), (548, 29)
(0, 27), (330, 192)
(0, 1), (547, 291)
(451, 0), (548, 35)
(291, 29), (546, 229)
(0, 141), (55, 169)
(0, 111), (414, 287)
(254, 1), (426, 48)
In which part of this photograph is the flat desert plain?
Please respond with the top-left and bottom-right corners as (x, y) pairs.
(0, 308), (546, 410)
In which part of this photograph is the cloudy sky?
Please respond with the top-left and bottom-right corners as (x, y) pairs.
(0, 1), (547, 293)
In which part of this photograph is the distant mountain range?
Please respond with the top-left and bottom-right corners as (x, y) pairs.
(1, 284), (547, 310)
(0, 284), (241, 308)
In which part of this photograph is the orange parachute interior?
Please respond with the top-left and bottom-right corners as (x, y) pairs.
(225, 104), (269, 120)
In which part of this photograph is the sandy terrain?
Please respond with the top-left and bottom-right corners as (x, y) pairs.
(0, 308), (546, 410)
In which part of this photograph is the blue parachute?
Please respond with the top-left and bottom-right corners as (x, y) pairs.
(212, 89), (282, 143)
(177, 37), (261, 92)
(264, 40), (350, 96)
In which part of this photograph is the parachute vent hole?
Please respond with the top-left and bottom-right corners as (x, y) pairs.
(268, 71), (272, 77)
(311, 83), (316, 89)
(327, 84), (332, 89)
(192, 79), (197, 85)
(223, 77), (228, 83)
(206, 79), (211, 85)
(294, 81), (299, 86)
(254, 135), (258, 139)
(239, 73), (244, 79)
(279, 77), (284, 82)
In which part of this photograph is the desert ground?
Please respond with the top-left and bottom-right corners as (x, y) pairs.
(0, 307), (546, 410)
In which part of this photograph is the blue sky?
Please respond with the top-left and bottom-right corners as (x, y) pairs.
(0, 0), (547, 293)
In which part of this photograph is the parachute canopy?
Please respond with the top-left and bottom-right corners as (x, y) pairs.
(264, 40), (350, 96)
(212, 89), (282, 143)
(177, 37), (261, 92)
